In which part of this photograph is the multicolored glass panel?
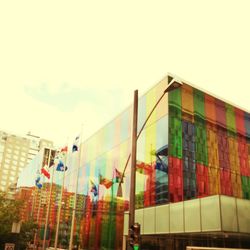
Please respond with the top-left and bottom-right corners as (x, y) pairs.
(16, 78), (249, 249)
(168, 83), (250, 203)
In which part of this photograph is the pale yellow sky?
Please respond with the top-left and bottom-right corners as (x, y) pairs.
(0, 0), (249, 146)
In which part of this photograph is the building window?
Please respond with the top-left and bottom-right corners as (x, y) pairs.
(6, 153), (11, 159)
(9, 176), (15, 181)
(5, 159), (10, 164)
(1, 175), (7, 180)
(11, 166), (17, 171)
(10, 171), (15, 176)
(21, 152), (27, 157)
(4, 164), (9, 169)
(20, 157), (26, 162)
(13, 155), (18, 160)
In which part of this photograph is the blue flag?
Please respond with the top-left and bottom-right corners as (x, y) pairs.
(35, 176), (42, 189)
(90, 180), (98, 196)
(56, 160), (68, 172)
(72, 135), (80, 152)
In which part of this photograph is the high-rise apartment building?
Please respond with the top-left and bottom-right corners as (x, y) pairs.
(0, 130), (53, 193)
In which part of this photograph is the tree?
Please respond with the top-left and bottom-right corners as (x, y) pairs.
(18, 219), (38, 250)
(0, 191), (22, 248)
(0, 191), (37, 250)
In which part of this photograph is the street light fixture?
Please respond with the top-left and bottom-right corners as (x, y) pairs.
(121, 75), (182, 249)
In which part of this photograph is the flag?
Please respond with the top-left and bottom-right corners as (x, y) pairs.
(99, 174), (113, 189)
(61, 146), (68, 153)
(35, 176), (42, 189)
(114, 168), (123, 183)
(41, 165), (50, 179)
(72, 136), (80, 152)
(54, 146), (67, 164)
(56, 160), (68, 172)
(136, 161), (153, 175)
(90, 180), (98, 196)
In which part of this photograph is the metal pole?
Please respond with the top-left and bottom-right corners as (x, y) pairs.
(118, 91), (166, 195)
(54, 149), (68, 250)
(42, 149), (54, 250)
(69, 126), (83, 250)
(33, 188), (41, 249)
(128, 90), (138, 249)
(30, 188), (37, 219)
(34, 149), (49, 249)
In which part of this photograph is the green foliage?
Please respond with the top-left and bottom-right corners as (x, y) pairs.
(0, 191), (22, 244)
(18, 219), (38, 250)
(0, 191), (37, 250)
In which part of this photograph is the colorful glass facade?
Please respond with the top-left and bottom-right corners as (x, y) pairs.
(16, 76), (250, 249)
(168, 83), (250, 204)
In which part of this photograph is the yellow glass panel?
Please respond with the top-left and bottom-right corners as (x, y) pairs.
(155, 204), (170, 233)
(135, 209), (144, 234)
(145, 124), (156, 164)
(170, 202), (184, 233)
(237, 198), (250, 233)
(208, 168), (220, 195)
(184, 199), (201, 232)
(201, 195), (221, 232)
(228, 137), (240, 173)
(231, 173), (242, 198)
(156, 77), (168, 120)
(123, 212), (129, 235)
(220, 196), (238, 232)
(143, 207), (155, 234)
(145, 86), (157, 128)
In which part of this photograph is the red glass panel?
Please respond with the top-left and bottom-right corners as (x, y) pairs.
(196, 164), (209, 197)
(205, 94), (216, 123)
(168, 156), (183, 202)
(215, 99), (227, 128)
(220, 169), (233, 196)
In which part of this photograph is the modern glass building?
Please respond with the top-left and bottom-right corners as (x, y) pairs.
(17, 74), (250, 249)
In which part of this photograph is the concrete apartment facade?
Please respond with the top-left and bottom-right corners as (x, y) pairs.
(0, 130), (53, 194)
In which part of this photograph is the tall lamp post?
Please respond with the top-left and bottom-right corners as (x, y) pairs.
(127, 75), (183, 250)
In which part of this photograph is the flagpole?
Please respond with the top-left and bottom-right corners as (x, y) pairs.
(33, 187), (42, 249)
(54, 145), (68, 250)
(33, 149), (48, 250)
(69, 125), (83, 250)
(107, 169), (115, 248)
(42, 148), (54, 250)
(30, 187), (37, 218)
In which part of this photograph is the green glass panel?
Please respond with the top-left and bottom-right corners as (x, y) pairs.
(226, 103), (236, 133)
(241, 176), (250, 199)
(169, 105), (182, 119)
(169, 106), (182, 158)
(107, 200), (117, 249)
(169, 88), (181, 108)
(101, 213), (109, 247)
(241, 176), (248, 186)
(193, 89), (205, 119)
(195, 118), (208, 165)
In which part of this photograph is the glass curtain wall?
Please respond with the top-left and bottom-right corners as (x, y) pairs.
(168, 83), (250, 203)
(16, 78), (249, 250)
